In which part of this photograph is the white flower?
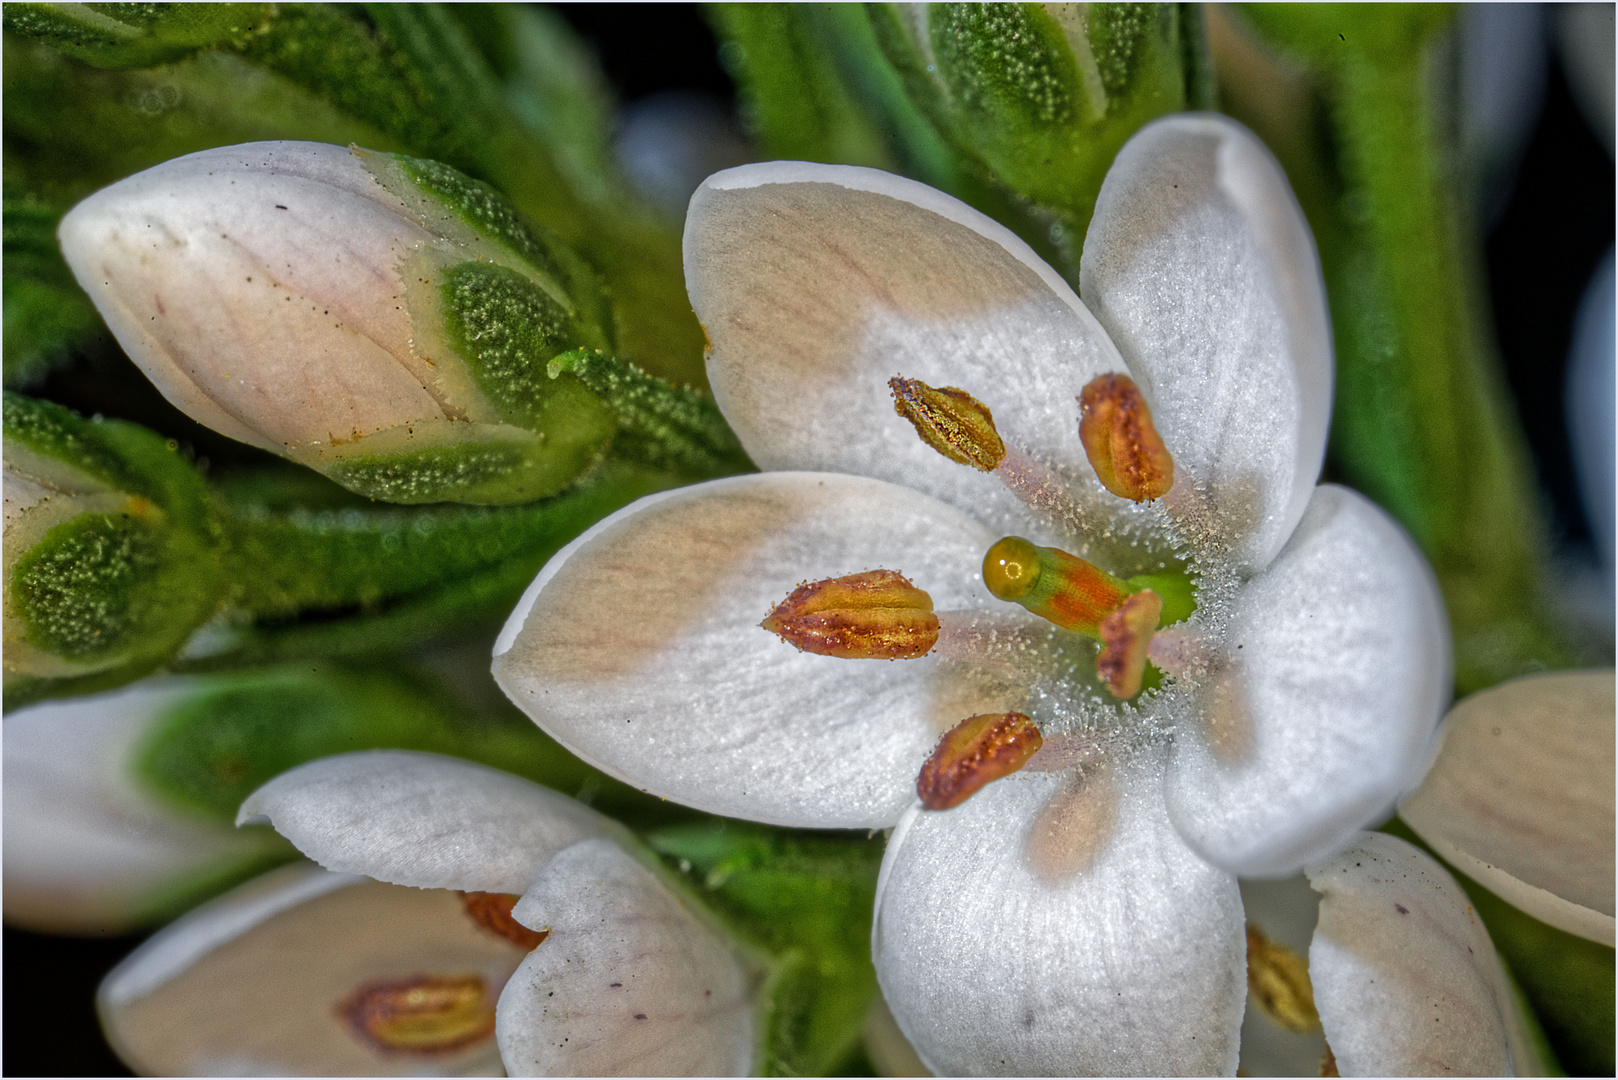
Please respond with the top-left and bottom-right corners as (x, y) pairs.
(101, 751), (757, 1076)
(3, 680), (287, 934)
(1401, 669), (1615, 945)
(492, 114), (1449, 1074)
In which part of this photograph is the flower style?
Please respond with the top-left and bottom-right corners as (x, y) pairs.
(100, 751), (758, 1076)
(492, 114), (1449, 1074)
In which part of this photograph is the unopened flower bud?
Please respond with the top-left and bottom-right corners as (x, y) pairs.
(762, 569), (939, 659)
(916, 712), (1043, 810)
(3, 394), (221, 704)
(59, 141), (618, 505)
(1078, 373), (1175, 501)
(890, 376), (1007, 471)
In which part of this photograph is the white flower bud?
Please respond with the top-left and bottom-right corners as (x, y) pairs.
(59, 141), (616, 505)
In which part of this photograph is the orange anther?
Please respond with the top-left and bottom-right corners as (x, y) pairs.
(459, 891), (550, 950)
(1079, 373), (1174, 501)
(1096, 589), (1163, 699)
(762, 569), (939, 659)
(916, 712), (1044, 810)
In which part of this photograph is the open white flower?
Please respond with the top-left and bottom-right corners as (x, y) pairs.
(493, 114), (1449, 1074)
(102, 751), (759, 1076)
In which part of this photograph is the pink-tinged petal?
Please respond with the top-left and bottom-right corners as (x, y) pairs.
(496, 839), (757, 1076)
(99, 862), (518, 1076)
(686, 161), (1130, 545)
(1081, 115), (1332, 571)
(874, 756), (1245, 1075)
(1307, 833), (1532, 1077)
(239, 751), (626, 894)
(1166, 486), (1449, 877)
(494, 472), (1012, 829)
(1401, 670), (1615, 944)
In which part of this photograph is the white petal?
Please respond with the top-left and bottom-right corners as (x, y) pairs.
(494, 472), (1012, 829)
(1080, 115), (1333, 570)
(1166, 485), (1450, 877)
(1307, 833), (1523, 1077)
(59, 142), (445, 455)
(238, 750), (625, 894)
(496, 839), (757, 1076)
(1401, 670), (1616, 944)
(873, 756), (1245, 1076)
(99, 862), (521, 1076)
(686, 161), (1129, 543)
(3, 680), (287, 933)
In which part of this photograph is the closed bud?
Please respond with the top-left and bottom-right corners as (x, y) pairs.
(59, 141), (619, 505)
(3, 393), (222, 704)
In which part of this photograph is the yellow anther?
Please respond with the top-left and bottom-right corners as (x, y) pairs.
(337, 974), (495, 1055)
(916, 712), (1044, 810)
(1246, 924), (1321, 1033)
(762, 569), (939, 659)
(1079, 373), (1175, 501)
(890, 376), (1007, 472)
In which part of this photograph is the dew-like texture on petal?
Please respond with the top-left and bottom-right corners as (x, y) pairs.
(686, 161), (1128, 546)
(58, 141), (445, 454)
(494, 472), (1008, 829)
(239, 751), (623, 894)
(1081, 115), (1332, 570)
(1401, 670), (1616, 944)
(99, 862), (517, 1077)
(1165, 485), (1449, 877)
(3, 681), (288, 934)
(873, 759), (1245, 1076)
(1307, 833), (1517, 1077)
(498, 839), (756, 1077)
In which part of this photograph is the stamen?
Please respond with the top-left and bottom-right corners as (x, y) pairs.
(1096, 590), (1162, 699)
(459, 891), (550, 949)
(762, 569), (939, 659)
(916, 712), (1043, 810)
(889, 376), (1006, 471)
(1246, 924), (1321, 1033)
(337, 974), (496, 1055)
(1078, 373), (1174, 501)
(982, 536), (1132, 637)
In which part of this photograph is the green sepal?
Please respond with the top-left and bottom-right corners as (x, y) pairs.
(647, 822), (883, 1077)
(868, 2), (1199, 265)
(4, 394), (225, 707)
(2, 191), (103, 388)
(549, 348), (753, 479)
(1, 2), (269, 70)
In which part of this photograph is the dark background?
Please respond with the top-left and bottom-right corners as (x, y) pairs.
(5, 5), (1612, 1076)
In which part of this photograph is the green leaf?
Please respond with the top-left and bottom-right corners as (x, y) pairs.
(549, 348), (753, 479)
(2, 2), (269, 69)
(648, 822), (884, 1077)
(184, 463), (676, 666)
(707, 3), (897, 168)
(2, 191), (103, 388)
